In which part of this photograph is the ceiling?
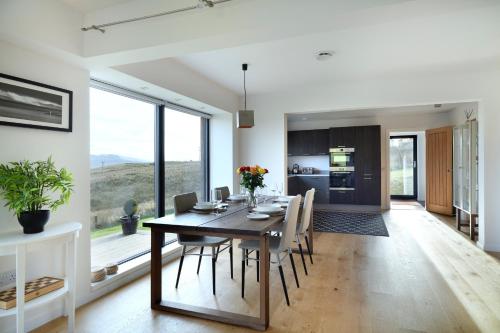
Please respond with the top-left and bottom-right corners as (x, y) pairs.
(61, 0), (133, 13)
(176, 1), (500, 95)
(287, 102), (476, 122)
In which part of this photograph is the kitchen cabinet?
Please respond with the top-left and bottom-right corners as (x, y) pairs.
(330, 189), (355, 204)
(287, 176), (329, 204)
(301, 176), (329, 204)
(355, 126), (381, 205)
(287, 130), (329, 156)
(329, 126), (356, 148)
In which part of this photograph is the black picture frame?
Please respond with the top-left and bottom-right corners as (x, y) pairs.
(0, 73), (73, 132)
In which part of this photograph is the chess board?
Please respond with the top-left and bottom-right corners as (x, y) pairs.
(0, 276), (64, 310)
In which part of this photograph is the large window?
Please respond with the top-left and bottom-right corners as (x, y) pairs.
(89, 86), (209, 268)
(165, 109), (206, 214)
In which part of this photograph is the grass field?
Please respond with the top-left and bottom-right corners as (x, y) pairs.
(90, 161), (202, 237)
(390, 168), (414, 196)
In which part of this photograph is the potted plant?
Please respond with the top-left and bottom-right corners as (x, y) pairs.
(120, 199), (140, 235)
(236, 165), (268, 209)
(0, 157), (73, 234)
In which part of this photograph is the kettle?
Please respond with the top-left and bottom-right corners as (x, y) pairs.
(292, 164), (300, 174)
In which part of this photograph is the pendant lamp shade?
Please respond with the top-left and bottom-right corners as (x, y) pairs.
(237, 63), (254, 128)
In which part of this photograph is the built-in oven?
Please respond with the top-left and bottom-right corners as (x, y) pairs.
(329, 148), (355, 168)
(329, 167), (355, 190)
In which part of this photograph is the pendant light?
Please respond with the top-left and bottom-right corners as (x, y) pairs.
(237, 63), (255, 128)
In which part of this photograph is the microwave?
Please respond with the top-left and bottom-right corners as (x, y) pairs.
(329, 148), (355, 168)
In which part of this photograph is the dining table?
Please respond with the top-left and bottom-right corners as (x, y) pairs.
(143, 196), (314, 331)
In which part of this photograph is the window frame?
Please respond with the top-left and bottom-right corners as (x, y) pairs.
(89, 80), (211, 262)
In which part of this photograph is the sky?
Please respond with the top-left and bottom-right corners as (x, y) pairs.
(90, 88), (201, 162)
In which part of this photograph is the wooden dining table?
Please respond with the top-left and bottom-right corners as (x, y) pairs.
(143, 198), (314, 331)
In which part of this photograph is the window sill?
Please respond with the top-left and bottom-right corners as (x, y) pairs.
(90, 241), (182, 292)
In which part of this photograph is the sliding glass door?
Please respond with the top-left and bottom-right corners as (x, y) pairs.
(390, 135), (417, 199)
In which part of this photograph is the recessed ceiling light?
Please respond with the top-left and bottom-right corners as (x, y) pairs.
(301, 117), (308, 121)
(315, 50), (335, 61)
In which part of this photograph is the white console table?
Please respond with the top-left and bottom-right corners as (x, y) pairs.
(0, 222), (81, 333)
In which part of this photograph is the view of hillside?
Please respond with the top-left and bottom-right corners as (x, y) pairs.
(90, 161), (202, 233)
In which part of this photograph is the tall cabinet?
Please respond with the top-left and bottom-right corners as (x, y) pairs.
(453, 119), (478, 240)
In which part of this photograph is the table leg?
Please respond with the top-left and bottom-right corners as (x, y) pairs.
(151, 230), (164, 307)
(16, 245), (26, 333)
(259, 233), (270, 329)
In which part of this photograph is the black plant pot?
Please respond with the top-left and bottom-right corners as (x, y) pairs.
(120, 215), (139, 235)
(18, 210), (50, 234)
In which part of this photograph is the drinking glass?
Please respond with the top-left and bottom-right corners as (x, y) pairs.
(211, 189), (223, 215)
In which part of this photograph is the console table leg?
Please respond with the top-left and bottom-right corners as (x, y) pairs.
(66, 234), (77, 333)
(16, 245), (26, 333)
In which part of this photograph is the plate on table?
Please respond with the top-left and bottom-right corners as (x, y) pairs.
(253, 204), (284, 214)
(228, 194), (247, 202)
(247, 213), (270, 220)
(193, 202), (216, 210)
(274, 196), (295, 203)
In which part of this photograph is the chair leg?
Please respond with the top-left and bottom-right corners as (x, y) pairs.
(246, 249), (249, 266)
(175, 246), (186, 288)
(241, 249), (246, 298)
(215, 245), (220, 262)
(297, 235), (308, 275)
(211, 247), (216, 295)
(256, 250), (260, 282)
(304, 235), (313, 264)
(229, 241), (233, 279)
(278, 260), (290, 306)
(289, 251), (300, 288)
(196, 246), (204, 274)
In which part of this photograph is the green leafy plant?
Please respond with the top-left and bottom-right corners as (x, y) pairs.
(0, 157), (73, 216)
(123, 199), (138, 217)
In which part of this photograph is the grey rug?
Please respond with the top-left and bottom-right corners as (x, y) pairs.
(313, 210), (389, 237)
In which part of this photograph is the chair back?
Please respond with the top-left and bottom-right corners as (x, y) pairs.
(298, 188), (315, 234)
(278, 195), (301, 252)
(214, 186), (230, 202)
(173, 192), (198, 215)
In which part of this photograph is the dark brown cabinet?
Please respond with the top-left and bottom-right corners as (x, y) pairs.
(330, 189), (355, 204)
(287, 130), (329, 156)
(287, 176), (329, 204)
(354, 126), (381, 205)
(329, 127), (356, 148)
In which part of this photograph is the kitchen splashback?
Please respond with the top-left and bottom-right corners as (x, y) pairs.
(287, 155), (329, 172)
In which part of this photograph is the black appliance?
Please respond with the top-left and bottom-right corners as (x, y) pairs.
(329, 168), (355, 190)
(329, 147), (355, 168)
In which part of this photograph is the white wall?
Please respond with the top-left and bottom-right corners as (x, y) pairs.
(0, 41), (90, 331)
(239, 67), (500, 251)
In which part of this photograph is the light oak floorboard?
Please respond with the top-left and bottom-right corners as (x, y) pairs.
(33, 205), (500, 333)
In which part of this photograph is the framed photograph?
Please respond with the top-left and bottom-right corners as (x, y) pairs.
(0, 73), (72, 132)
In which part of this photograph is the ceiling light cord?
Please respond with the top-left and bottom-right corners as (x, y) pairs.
(81, 0), (233, 33)
(244, 69), (247, 110)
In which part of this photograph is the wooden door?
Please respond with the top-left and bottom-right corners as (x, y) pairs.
(426, 126), (453, 215)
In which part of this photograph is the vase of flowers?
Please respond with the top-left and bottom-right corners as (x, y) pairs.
(236, 165), (268, 210)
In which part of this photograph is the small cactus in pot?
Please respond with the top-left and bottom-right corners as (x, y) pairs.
(120, 199), (140, 235)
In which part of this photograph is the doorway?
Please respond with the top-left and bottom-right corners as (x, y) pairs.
(390, 135), (417, 199)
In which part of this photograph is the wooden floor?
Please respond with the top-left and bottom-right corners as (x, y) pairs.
(34, 204), (500, 333)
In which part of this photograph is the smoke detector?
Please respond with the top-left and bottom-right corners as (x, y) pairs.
(315, 50), (335, 61)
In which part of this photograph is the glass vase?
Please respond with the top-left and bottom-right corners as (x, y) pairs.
(247, 190), (257, 212)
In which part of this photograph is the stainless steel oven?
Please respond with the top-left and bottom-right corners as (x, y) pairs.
(329, 148), (355, 168)
(329, 167), (355, 190)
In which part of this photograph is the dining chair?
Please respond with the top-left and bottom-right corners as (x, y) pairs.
(214, 186), (231, 202)
(271, 189), (315, 275)
(239, 195), (302, 306)
(173, 192), (233, 295)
